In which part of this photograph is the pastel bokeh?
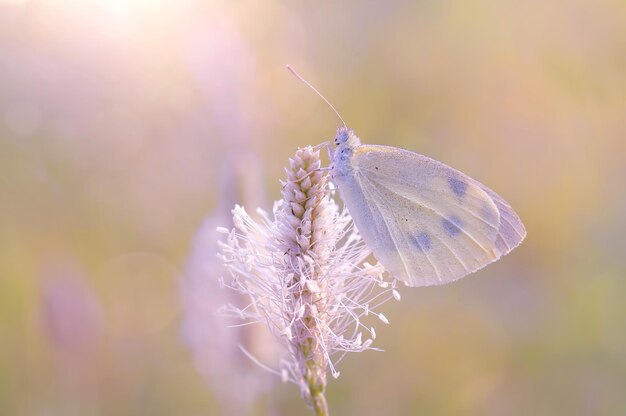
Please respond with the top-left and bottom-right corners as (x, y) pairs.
(1, 0), (625, 414)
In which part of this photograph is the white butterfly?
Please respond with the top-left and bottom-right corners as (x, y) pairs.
(332, 127), (526, 287)
(285, 65), (526, 287)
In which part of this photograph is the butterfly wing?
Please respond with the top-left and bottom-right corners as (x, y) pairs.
(335, 144), (526, 287)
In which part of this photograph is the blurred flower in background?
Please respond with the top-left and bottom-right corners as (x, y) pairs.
(181, 152), (279, 415)
(40, 256), (103, 357)
(39, 253), (103, 414)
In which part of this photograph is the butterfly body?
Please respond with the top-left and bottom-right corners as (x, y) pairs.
(331, 126), (526, 287)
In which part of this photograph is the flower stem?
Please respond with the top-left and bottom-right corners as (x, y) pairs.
(307, 368), (328, 416)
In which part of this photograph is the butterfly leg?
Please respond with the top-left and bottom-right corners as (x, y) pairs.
(284, 166), (332, 185)
(309, 141), (334, 163)
(281, 142), (333, 193)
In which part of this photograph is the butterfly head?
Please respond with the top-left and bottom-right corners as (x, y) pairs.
(334, 126), (361, 148)
(332, 127), (361, 179)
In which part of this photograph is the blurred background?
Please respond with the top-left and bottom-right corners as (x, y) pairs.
(1, 0), (625, 415)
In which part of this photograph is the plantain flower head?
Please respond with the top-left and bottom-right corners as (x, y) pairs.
(219, 146), (399, 415)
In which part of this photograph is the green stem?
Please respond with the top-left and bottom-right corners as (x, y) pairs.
(302, 337), (328, 416)
(308, 374), (328, 416)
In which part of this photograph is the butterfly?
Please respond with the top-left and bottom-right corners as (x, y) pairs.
(331, 127), (526, 287)
(286, 65), (526, 287)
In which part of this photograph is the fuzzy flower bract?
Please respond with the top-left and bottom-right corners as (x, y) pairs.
(219, 146), (399, 415)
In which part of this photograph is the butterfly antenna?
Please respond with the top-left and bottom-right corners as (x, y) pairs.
(286, 64), (347, 128)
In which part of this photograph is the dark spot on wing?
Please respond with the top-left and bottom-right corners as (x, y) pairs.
(442, 215), (463, 237)
(448, 177), (468, 198)
(413, 232), (431, 251)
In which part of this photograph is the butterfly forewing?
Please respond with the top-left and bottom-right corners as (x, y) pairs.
(345, 145), (526, 287)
